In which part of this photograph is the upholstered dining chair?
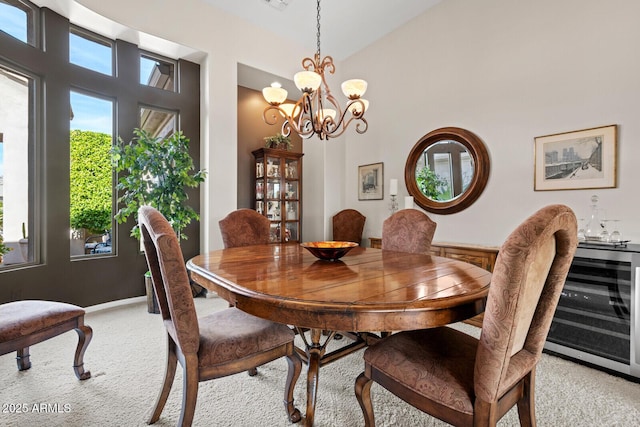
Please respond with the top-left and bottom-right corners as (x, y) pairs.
(218, 208), (272, 374)
(219, 208), (271, 248)
(355, 204), (578, 427)
(332, 209), (366, 244)
(138, 206), (301, 427)
(381, 209), (437, 254)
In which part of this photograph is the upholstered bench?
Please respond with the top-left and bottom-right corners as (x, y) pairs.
(0, 300), (92, 380)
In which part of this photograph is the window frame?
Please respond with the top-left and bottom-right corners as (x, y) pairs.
(0, 0), (39, 46)
(0, 6), (201, 308)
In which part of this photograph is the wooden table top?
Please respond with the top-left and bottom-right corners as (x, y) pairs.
(187, 244), (492, 332)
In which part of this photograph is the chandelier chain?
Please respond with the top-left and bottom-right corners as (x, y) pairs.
(316, 0), (321, 58)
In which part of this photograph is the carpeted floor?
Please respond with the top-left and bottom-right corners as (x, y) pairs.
(1, 296), (639, 426)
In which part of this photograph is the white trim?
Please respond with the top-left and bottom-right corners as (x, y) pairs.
(85, 296), (146, 314)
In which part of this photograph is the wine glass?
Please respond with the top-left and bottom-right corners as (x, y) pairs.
(599, 210), (609, 242)
(609, 220), (622, 243)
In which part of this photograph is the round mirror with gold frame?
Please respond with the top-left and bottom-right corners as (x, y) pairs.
(404, 127), (490, 214)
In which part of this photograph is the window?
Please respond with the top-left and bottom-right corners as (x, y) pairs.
(0, 5), (200, 307)
(140, 54), (175, 91)
(140, 106), (176, 138)
(0, 0), (35, 45)
(69, 27), (113, 76)
(69, 91), (114, 256)
(0, 65), (33, 266)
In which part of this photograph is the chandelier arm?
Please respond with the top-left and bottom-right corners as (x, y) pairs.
(355, 118), (369, 134)
(298, 92), (318, 138)
(280, 122), (292, 138)
(323, 91), (343, 120)
(262, 106), (283, 126)
(318, 56), (335, 75)
(301, 56), (316, 71)
(325, 108), (350, 138)
(345, 99), (366, 119)
(324, 113), (369, 139)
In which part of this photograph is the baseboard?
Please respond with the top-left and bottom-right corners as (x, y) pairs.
(85, 296), (147, 314)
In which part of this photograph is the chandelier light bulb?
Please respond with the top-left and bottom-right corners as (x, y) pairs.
(280, 103), (301, 118)
(341, 79), (367, 99)
(320, 108), (336, 120)
(294, 71), (322, 93)
(262, 82), (288, 105)
(349, 98), (369, 114)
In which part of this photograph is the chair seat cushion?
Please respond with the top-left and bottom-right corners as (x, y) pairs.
(0, 300), (85, 343)
(364, 327), (478, 415)
(197, 307), (294, 368)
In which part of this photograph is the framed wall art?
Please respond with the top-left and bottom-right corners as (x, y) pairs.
(534, 124), (617, 191)
(358, 162), (384, 200)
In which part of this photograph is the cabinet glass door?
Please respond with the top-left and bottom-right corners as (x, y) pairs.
(285, 201), (298, 221)
(285, 158), (298, 179)
(253, 148), (302, 244)
(284, 182), (298, 200)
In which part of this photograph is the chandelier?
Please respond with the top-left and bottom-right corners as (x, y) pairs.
(262, 0), (369, 140)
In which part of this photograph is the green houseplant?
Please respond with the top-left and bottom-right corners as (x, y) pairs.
(264, 133), (292, 150)
(0, 201), (13, 263)
(0, 235), (11, 260)
(416, 166), (448, 201)
(112, 128), (206, 310)
(111, 128), (206, 240)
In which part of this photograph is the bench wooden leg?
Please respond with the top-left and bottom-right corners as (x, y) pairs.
(73, 324), (93, 380)
(16, 347), (32, 371)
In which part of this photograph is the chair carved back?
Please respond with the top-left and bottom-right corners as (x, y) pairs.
(332, 209), (366, 244)
(474, 204), (577, 403)
(219, 209), (271, 248)
(139, 206), (200, 355)
(381, 209), (437, 254)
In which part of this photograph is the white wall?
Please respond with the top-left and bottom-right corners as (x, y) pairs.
(339, 0), (640, 246)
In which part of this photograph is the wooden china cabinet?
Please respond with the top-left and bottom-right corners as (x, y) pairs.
(252, 148), (303, 243)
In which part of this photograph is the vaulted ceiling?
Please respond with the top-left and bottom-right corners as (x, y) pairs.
(202, 0), (442, 61)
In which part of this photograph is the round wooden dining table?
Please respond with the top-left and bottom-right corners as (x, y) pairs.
(187, 243), (491, 426)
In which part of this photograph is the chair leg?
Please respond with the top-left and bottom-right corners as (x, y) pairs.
(355, 372), (375, 427)
(284, 351), (302, 423)
(473, 399), (499, 426)
(148, 338), (178, 425)
(16, 347), (31, 371)
(73, 324), (93, 380)
(516, 370), (537, 427)
(178, 354), (199, 427)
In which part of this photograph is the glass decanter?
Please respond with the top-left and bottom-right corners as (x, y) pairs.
(584, 195), (604, 241)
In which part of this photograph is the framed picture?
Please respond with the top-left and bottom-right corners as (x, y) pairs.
(358, 162), (384, 200)
(534, 125), (617, 191)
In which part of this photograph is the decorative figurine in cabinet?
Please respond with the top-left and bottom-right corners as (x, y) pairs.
(252, 148), (303, 243)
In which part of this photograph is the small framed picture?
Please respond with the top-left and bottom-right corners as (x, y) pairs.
(534, 125), (617, 191)
(358, 162), (384, 200)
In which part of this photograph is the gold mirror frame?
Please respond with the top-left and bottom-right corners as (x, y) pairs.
(404, 127), (490, 215)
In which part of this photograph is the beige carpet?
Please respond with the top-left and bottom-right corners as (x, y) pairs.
(1, 296), (639, 427)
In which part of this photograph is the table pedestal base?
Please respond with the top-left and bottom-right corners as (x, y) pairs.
(294, 328), (381, 426)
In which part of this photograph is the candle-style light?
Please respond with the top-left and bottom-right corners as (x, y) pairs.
(389, 179), (398, 215)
